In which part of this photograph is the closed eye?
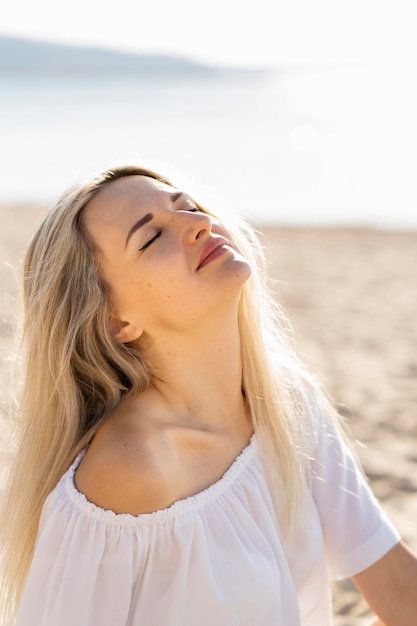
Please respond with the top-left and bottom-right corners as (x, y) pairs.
(185, 201), (204, 213)
(176, 196), (202, 213)
(139, 230), (162, 251)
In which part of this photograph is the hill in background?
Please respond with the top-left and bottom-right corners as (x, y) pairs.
(0, 34), (215, 74)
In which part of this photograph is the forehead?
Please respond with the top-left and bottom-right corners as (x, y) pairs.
(84, 175), (175, 226)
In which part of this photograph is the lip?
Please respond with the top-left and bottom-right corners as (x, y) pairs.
(197, 236), (230, 270)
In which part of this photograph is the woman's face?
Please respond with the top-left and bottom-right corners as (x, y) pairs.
(83, 175), (251, 343)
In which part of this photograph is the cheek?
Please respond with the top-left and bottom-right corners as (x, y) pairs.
(123, 269), (185, 317)
(104, 266), (148, 318)
(104, 243), (192, 318)
(145, 274), (187, 305)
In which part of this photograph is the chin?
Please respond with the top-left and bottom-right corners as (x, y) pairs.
(223, 256), (252, 288)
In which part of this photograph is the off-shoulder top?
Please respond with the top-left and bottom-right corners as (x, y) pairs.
(16, 415), (400, 625)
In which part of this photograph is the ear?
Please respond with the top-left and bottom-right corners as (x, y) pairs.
(110, 316), (143, 344)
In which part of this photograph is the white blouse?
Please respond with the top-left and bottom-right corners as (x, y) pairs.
(16, 414), (400, 626)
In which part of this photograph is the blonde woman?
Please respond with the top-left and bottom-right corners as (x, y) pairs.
(0, 166), (416, 625)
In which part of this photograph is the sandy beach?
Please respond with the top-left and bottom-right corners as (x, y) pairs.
(1, 203), (416, 625)
(264, 226), (417, 624)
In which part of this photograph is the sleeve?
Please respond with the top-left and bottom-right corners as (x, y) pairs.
(15, 484), (145, 626)
(308, 405), (401, 580)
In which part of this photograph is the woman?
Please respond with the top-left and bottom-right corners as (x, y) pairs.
(0, 165), (416, 625)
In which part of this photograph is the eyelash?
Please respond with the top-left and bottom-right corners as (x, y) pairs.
(139, 231), (162, 251)
(139, 206), (202, 251)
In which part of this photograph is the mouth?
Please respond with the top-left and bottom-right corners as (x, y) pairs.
(197, 236), (230, 270)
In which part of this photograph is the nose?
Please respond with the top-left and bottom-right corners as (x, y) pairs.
(182, 210), (212, 243)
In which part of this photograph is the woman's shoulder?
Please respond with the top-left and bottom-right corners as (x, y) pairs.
(74, 419), (180, 517)
(73, 407), (258, 520)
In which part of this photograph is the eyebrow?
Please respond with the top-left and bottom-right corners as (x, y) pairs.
(124, 191), (185, 248)
(125, 212), (154, 248)
(170, 191), (183, 203)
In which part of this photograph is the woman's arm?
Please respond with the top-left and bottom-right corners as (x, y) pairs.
(352, 541), (417, 626)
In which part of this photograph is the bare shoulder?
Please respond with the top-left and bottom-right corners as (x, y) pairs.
(74, 421), (179, 516)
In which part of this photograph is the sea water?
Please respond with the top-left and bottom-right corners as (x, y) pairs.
(1, 65), (416, 228)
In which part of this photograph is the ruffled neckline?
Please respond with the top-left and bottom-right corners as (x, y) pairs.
(63, 434), (258, 527)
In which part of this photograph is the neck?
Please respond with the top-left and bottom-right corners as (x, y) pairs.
(136, 309), (249, 434)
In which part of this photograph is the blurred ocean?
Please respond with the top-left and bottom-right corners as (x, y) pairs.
(1, 64), (417, 227)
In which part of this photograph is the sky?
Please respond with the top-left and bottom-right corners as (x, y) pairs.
(2, 0), (417, 67)
(2, 0), (417, 226)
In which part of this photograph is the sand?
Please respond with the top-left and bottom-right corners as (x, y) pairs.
(264, 226), (417, 625)
(1, 204), (416, 625)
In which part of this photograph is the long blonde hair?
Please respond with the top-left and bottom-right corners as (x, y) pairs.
(0, 165), (335, 622)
